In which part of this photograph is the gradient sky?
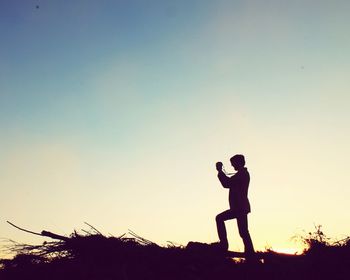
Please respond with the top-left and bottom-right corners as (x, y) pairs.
(1, 0), (350, 256)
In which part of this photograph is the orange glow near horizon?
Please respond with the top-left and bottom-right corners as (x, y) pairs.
(270, 247), (304, 255)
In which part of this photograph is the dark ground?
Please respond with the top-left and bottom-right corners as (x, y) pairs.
(1, 227), (349, 280)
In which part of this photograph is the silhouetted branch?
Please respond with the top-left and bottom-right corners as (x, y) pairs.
(7, 221), (69, 242)
(7, 221), (42, 237)
(84, 222), (102, 235)
(128, 230), (156, 246)
(40, 231), (69, 242)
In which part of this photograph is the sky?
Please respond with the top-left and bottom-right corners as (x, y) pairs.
(1, 0), (350, 256)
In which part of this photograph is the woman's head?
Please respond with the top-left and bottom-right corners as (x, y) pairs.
(230, 154), (246, 170)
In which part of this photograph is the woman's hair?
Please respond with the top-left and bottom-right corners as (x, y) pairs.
(230, 154), (245, 167)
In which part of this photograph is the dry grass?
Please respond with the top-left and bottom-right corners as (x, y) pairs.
(1, 225), (349, 280)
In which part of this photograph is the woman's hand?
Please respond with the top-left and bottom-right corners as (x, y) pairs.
(216, 162), (223, 172)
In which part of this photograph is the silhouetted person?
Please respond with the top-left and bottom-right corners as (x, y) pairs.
(215, 154), (255, 258)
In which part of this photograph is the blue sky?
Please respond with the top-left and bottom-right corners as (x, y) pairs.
(1, 0), (350, 255)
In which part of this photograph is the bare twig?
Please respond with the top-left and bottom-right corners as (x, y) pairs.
(7, 220), (69, 242)
(7, 221), (42, 237)
(128, 230), (155, 246)
(84, 222), (103, 235)
(81, 229), (90, 235)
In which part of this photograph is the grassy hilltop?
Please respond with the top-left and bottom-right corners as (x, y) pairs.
(1, 225), (349, 280)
